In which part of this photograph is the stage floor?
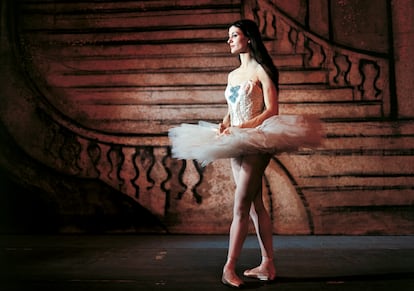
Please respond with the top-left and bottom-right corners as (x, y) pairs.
(1, 235), (413, 290)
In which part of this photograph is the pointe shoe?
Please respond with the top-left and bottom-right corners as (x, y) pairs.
(221, 271), (245, 288)
(243, 266), (276, 281)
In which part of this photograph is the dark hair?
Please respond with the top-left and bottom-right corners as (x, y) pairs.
(230, 19), (279, 90)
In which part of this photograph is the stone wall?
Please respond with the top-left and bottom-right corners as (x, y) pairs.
(274, 0), (389, 53)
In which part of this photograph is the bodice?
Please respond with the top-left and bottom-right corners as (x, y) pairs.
(224, 80), (264, 126)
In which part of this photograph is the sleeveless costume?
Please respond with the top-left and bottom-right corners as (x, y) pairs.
(168, 80), (322, 166)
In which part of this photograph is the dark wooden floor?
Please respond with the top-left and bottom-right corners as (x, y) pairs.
(1, 235), (413, 290)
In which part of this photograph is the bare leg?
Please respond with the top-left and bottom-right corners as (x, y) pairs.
(244, 184), (276, 280)
(222, 155), (270, 287)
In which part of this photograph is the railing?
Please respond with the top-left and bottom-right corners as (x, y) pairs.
(243, 0), (391, 117)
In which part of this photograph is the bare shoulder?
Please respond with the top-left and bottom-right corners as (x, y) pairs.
(256, 64), (268, 78)
(227, 68), (240, 84)
(229, 67), (241, 77)
(256, 64), (272, 83)
(228, 69), (236, 78)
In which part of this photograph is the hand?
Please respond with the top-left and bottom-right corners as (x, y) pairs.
(219, 124), (234, 136)
(219, 123), (228, 134)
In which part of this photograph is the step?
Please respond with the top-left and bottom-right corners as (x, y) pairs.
(75, 104), (227, 121)
(45, 69), (328, 88)
(280, 153), (414, 216)
(28, 42), (233, 58)
(64, 104), (228, 122)
(55, 101), (382, 135)
(272, 54), (304, 68)
(27, 38), (304, 61)
(61, 104), (228, 134)
(39, 55), (239, 73)
(277, 155), (414, 180)
(23, 27), (227, 45)
(38, 53), (303, 72)
(63, 84), (351, 106)
(279, 68), (328, 84)
(299, 176), (414, 192)
(279, 86), (354, 102)
(46, 71), (230, 87)
(322, 135), (414, 151)
(21, 9), (240, 31)
(322, 120), (414, 150)
(323, 120), (414, 137)
(62, 104), (404, 139)
(20, 0), (241, 13)
(279, 102), (382, 119)
(63, 86), (228, 105)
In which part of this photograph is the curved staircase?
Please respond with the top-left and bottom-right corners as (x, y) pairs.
(1, 0), (413, 234)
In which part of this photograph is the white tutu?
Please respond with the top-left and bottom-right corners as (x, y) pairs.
(168, 115), (323, 166)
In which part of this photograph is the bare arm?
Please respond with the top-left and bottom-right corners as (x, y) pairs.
(219, 73), (234, 134)
(219, 110), (231, 133)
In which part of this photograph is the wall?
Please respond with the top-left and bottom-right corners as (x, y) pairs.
(274, 0), (389, 53)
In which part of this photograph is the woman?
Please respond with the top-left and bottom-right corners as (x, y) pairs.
(219, 19), (278, 288)
(169, 19), (322, 288)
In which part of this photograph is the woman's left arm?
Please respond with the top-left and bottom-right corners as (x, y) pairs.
(239, 66), (279, 128)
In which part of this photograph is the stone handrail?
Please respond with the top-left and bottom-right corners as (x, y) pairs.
(243, 0), (391, 117)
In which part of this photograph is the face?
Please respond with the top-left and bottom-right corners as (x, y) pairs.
(227, 26), (249, 54)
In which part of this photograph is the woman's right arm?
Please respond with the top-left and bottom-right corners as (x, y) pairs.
(219, 73), (233, 134)
(219, 111), (231, 134)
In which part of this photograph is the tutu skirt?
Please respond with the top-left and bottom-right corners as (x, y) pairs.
(168, 115), (323, 166)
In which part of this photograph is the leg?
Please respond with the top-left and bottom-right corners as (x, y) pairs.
(221, 157), (244, 287)
(222, 155), (270, 287)
(244, 178), (276, 280)
(250, 186), (274, 259)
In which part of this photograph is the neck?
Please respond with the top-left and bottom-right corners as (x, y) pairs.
(239, 52), (255, 68)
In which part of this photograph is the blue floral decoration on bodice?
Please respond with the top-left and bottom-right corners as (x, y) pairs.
(228, 85), (240, 103)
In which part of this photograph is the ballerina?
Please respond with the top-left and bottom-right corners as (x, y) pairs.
(169, 19), (322, 288)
